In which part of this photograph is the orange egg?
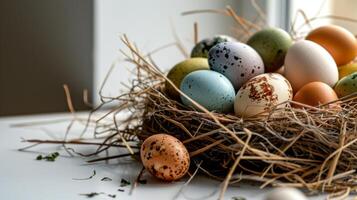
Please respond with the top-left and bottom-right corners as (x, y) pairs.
(306, 25), (357, 66)
(293, 82), (339, 107)
(140, 134), (190, 181)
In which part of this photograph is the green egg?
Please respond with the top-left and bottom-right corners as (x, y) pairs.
(165, 58), (209, 99)
(334, 72), (357, 97)
(191, 35), (236, 58)
(247, 28), (292, 72)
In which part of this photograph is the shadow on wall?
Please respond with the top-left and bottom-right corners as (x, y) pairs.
(0, 0), (93, 116)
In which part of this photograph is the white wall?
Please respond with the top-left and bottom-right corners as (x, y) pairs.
(288, 0), (332, 39)
(330, 0), (357, 33)
(93, 0), (269, 104)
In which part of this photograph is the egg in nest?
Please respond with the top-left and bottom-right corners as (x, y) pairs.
(293, 82), (339, 108)
(284, 40), (338, 92)
(338, 63), (357, 79)
(334, 72), (357, 98)
(234, 73), (293, 118)
(306, 25), (357, 66)
(247, 28), (292, 72)
(208, 41), (265, 90)
(191, 35), (236, 58)
(180, 70), (235, 113)
(165, 58), (209, 99)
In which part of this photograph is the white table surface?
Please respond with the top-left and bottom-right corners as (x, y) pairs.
(0, 112), (332, 200)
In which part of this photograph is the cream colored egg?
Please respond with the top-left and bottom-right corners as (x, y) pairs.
(284, 40), (338, 92)
(265, 187), (307, 200)
(234, 73), (293, 118)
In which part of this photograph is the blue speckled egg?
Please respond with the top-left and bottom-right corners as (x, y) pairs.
(208, 42), (265, 90)
(191, 35), (237, 58)
(180, 70), (235, 113)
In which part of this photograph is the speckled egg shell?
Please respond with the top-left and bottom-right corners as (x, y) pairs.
(191, 35), (236, 58)
(140, 134), (190, 181)
(208, 41), (265, 90)
(338, 63), (357, 79)
(234, 73), (293, 118)
(180, 70), (235, 113)
(247, 28), (292, 72)
(334, 72), (357, 97)
(284, 40), (338, 92)
(165, 58), (209, 99)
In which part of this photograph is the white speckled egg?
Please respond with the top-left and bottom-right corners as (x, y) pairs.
(284, 40), (338, 92)
(265, 187), (307, 200)
(234, 73), (293, 118)
(180, 70), (235, 113)
(208, 41), (265, 90)
(141, 134), (190, 181)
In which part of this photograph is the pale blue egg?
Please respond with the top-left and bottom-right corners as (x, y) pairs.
(180, 70), (235, 113)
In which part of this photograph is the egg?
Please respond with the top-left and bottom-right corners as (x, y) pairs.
(191, 35), (236, 58)
(247, 28), (292, 72)
(275, 65), (285, 75)
(165, 58), (209, 99)
(338, 62), (357, 79)
(293, 82), (339, 107)
(306, 25), (357, 66)
(208, 41), (265, 90)
(234, 73), (293, 118)
(334, 72), (357, 97)
(140, 134), (190, 181)
(180, 70), (235, 113)
(284, 40), (338, 91)
(265, 187), (307, 200)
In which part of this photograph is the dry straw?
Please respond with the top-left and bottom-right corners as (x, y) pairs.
(22, 1), (357, 199)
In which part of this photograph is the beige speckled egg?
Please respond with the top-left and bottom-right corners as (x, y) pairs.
(140, 134), (190, 181)
(234, 73), (293, 118)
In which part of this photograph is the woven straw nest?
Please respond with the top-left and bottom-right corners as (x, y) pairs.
(111, 5), (357, 197)
(23, 3), (357, 199)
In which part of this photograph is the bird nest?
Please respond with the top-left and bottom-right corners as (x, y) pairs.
(115, 35), (357, 196)
(23, 4), (357, 199)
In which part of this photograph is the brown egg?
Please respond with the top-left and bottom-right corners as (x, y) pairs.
(140, 134), (190, 181)
(275, 65), (285, 75)
(306, 25), (357, 66)
(293, 82), (339, 107)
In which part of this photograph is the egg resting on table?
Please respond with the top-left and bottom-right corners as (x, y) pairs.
(284, 40), (338, 92)
(165, 58), (209, 99)
(140, 134), (190, 181)
(265, 187), (307, 200)
(338, 63), (357, 79)
(334, 72), (357, 97)
(208, 41), (264, 90)
(234, 73), (293, 118)
(247, 28), (292, 72)
(180, 70), (235, 113)
(306, 25), (357, 66)
(190, 35), (236, 58)
(293, 82), (339, 107)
